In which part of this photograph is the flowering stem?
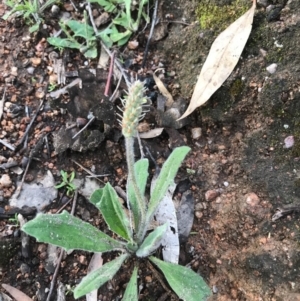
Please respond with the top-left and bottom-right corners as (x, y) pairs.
(125, 136), (146, 243)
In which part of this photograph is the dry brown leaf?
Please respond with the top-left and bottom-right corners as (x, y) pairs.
(2, 284), (32, 301)
(179, 0), (256, 120)
(86, 253), (103, 301)
(153, 72), (174, 108)
(139, 128), (164, 139)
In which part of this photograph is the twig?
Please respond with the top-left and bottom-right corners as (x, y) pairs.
(0, 139), (15, 151)
(15, 99), (45, 152)
(86, 2), (98, 35)
(101, 41), (131, 88)
(72, 115), (95, 139)
(104, 51), (115, 97)
(160, 20), (191, 26)
(14, 154), (32, 198)
(46, 191), (78, 301)
(109, 72), (123, 102)
(71, 159), (105, 184)
(86, 4), (130, 89)
(0, 87), (7, 120)
(141, 0), (159, 68)
(137, 133), (145, 159)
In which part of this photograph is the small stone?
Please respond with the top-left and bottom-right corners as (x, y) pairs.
(266, 63), (277, 74)
(191, 127), (202, 139)
(78, 255), (87, 265)
(30, 57), (42, 66)
(145, 275), (152, 283)
(0, 174), (12, 188)
(195, 211), (203, 219)
(245, 192), (260, 206)
(284, 136), (294, 149)
(20, 263), (31, 274)
(27, 67), (35, 74)
(205, 189), (220, 201)
(11, 67), (18, 76)
(35, 87), (45, 99)
(128, 40), (139, 50)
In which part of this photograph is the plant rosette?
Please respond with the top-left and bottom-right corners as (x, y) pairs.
(22, 81), (211, 300)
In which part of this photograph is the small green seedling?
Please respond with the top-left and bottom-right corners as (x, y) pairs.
(8, 213), (19, 226)
(47, 11), (98, 59)
(55, 170), (76, 196)
(48, 83), (57, 92)
(3, 0), (58, 32)
(22, 81), (211, 300)
(92, 0), (149, 46)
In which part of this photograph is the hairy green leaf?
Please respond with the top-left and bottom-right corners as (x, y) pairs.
(146, 146), (190, 224)
(66, 20), (94, 40)
(127, 158), (149, 231)
(47, 37), (81, 49)
(90, 183), (133, 242)
(22, 211), (124, 252)
(122, 266), (138, 301)
(74, 254), (129, 299)
(149, 257), (211, 301)
(136, 223), (168, 257)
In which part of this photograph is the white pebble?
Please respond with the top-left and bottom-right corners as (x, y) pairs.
(284, 136), (294, 149)
(223, 181), (229, 187)
(27, 67), (35, 74)
(266, 63), (277, 74)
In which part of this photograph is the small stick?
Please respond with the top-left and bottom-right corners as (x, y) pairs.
(142, 0), (159, 68)
(160, 20), (191, 26)
(0, 87), (7, 120)
(100, 41), (131, 88)
(137, 133), (145, 159)
(72, 115), (95, 139)
(0, 139), (15, 151)
(87, 2), (98, 35)
(15, 99), (44, 152)
(71, 159), (105, 184)
(109, 72), (122, 102)
(14, 151), (34, 198)
(104, 51), (115, 97)
(46, 190), (78, 301)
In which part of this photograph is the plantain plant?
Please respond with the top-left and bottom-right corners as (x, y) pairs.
(22, 81), (211, 300)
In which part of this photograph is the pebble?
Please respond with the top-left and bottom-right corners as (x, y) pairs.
(128, 40), (139, 50)
(205, 189), (220, 201)
(0, 155), (7, 163)
(195, 211), (203, 219)
(27, 67), (35, 74)
(284, 136), (294, 148)
(30, 57), (42, 66)
(266, 63), (277, 74)
(0, 174), (12, 188)
(191, 127), (202, 139)
(20, 263), (31, 274)
(245, 192), (260, 206)
(11, 67), (18, 76)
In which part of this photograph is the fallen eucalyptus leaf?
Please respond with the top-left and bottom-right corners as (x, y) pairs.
(179, 0), (256, 120)
(139, 128), (164, 139)
(86, 253), (103, 301)
(153, 72), (174, 108)
(2, 284), (32, 301)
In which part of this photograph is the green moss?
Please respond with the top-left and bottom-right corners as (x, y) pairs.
(196, 0), (249, 32)
(230, 78), (245, 99)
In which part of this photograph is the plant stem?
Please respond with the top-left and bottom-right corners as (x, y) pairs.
(125, 137), (146, 243)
